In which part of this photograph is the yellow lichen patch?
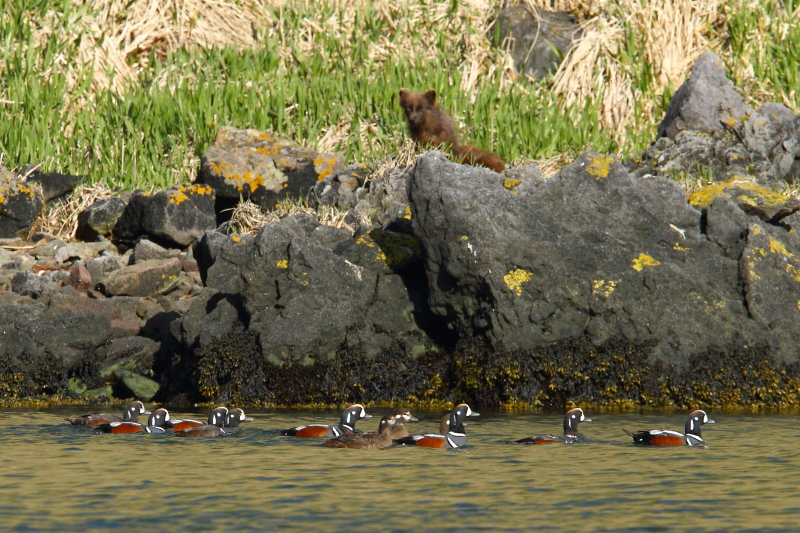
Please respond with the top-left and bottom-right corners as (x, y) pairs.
(376, 251), (387, 262)
(404, 205), (411, 220)
(15, 184), (35, 198)
(786, 264), (800, 282)
(461, 235), (468, 241)
(585, 153), (614, 180)
(169, 192), (189, 205)
(720, 116), (737, 128)
(255, 145), (280, 156)
(313, 156), (339, 182)
(504, 268), (532, 296)
(688, 179), (790, 208)
(631, 253), (661, 271)
(769, 238), (794, 258)
(276, 259), (288, 269)
(592, 280), (617, 297)
(368, 229), (422, 268)
(231, 235), (240, 243)
(503, 178), (522, 189)
(752, 225), (762, 235)
(355, 235), (375, 248)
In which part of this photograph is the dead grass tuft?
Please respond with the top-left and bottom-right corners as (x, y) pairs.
(228, 196), (354, 236)
(29, 182), (118, 242)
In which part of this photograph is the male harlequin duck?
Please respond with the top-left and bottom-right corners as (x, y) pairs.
(95, 408), (171, 434)
(395, 404), (479, 449)
(169, 406), (228, 432)
(174, 408), (252, 437)
(623, 410), (715, 446)
(389, 408), (419, 439)
(323, 414), (398, 449)
(280, 404), (372, 438)
(516, 407), (592, 444)
(63, 401), (150, 429)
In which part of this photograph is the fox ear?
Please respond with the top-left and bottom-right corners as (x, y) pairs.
(424, 89), (437, 105)
(399, 89), (409, 103)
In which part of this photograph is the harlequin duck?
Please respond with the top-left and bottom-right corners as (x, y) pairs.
(516, 408), (592, 444)
(395, 404), (479, 449)
(280, 405), (372, 438)
(174, 408), (252, 437)
(95, 408), (171, 434)
(389, 408), (419, 439)
(623, 410), (715, 446)
(169, 406), (228, 432)
(323, 414), (398, 449)
(63, 401), (150, 429)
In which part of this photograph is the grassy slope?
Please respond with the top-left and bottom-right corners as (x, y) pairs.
(0, 0), (798, 192)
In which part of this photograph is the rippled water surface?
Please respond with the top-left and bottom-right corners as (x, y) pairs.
(1, 408), (798, 532)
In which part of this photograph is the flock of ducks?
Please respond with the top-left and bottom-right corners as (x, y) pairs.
(63, 403), (716, 448)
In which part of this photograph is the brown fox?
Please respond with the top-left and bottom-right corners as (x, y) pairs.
(398, 88), (506, 173)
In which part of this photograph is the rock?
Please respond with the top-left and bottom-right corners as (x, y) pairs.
(407, 150), (800, 366)
(180, 259), (198, 272)
(113, 185), (216, 248)
(133, 238), (178, 263)
(32, 238), (67, 259)
(11, 271), (58, 298)
(0, 168), (44, 239)
(84, 254), (123, 285)
(113, 370), (160, 401)
(76, 197), (127, 241)
(177, 213), (433, 369)
(491, 5), (581, 79)
(0, 304), (114, 396)
(43, 291), (143, 322)
(658, 52), (753, 139)
(99, 258), (182, 297)
(54, 241), (117, 264)
(628, 93), (799, 186)
(68, 263), (92, 292)
(196, 126), (344, 209)
(687, 178), (800, 223)
(98, 336), (159, 378)
(25, 171), (82, 205)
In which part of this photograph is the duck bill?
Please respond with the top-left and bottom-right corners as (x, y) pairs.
(706, 419), (715, 424)
(468, 412), (480, 417)
(244, 417), (254, 422)
(408, 416), (419, 422)
(583, 418), (592, 422)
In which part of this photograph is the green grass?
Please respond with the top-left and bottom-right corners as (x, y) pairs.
(0, 0), (798, 191)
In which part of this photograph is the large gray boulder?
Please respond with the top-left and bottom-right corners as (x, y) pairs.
(177, 215), (432, 367)
(658, 51), (752, 139)
(408, 151), (800, 366)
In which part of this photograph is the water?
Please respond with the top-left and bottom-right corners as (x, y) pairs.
(1, 408), (798, 532)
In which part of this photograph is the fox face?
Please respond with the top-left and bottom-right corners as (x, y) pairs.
(399, 89), (437, 126)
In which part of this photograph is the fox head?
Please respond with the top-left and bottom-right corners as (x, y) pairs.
(399, 88), (437, 125)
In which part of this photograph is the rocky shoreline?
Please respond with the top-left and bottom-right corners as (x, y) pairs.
(2, 52), (800, 409)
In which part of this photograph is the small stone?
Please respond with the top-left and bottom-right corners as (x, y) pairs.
(85, 254), (122, 284)
(113, 370), (160, 401)
(11, 271), (58, 298)
(181, 259), (199, 272)
(68, 263), (92, 292)
(99, 258), (182, 297)
(133, 238), (171, 263)
(32, 238), (67, 259)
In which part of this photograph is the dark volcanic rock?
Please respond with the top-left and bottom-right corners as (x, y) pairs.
(196, 127), (344, 210)
(658, 51), (752, 139)
(25, 171), (82, 205)
(177, 215), (433, 367)
(113, 185), (216, 247)
(0, 304), (114, 398)
(0, 169), (44, 239)
(76, 197), (126, 241)
(11, 271), (59, 298)
(491, 5), (581, 79)
(407, 150), (800, 366)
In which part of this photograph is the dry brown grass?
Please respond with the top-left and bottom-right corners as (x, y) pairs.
(28, 183), (118, 242)
(227, 196), (354, 236)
